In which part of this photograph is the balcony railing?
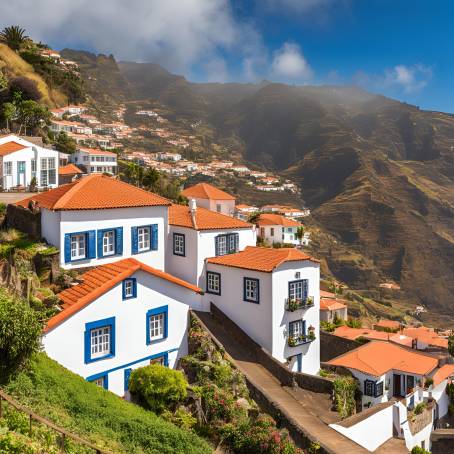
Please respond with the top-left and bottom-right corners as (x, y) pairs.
(287, 332), (316, 347)
(285, 297), (314, 312)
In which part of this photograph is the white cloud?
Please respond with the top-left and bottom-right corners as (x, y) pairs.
(271, 42), (313, 82)
(264, 0), (336, 13)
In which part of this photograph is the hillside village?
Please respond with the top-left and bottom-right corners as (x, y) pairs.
(1, 27), (454, 454)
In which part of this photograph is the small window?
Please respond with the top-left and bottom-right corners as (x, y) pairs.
(71, 233), (86, 260)
(216, 204), (222, 212)
(244, 278), (259, 303)
(207, 271), (221, 295)
(103, 230), (115, 256)
(289, 280), (308, 301)
(364, 379), (375, 397)
(270, 227), (274, 237)
(3, 162), (12, 175)
(289, 320), (303, 339)
(217, 235), (227, 256)
(374, 381), (384, 397)
(150, 355), (166, 366)
(138, 226), (151, 252)
(31, 159), (36, 172)
(90, 326), (111, 359)
(215, 233), (239, 256)
(173, 233), (185, 256)
(92, 375), (108, 389)
(123, 278), (136, 299)
(146, 306), (168, 344)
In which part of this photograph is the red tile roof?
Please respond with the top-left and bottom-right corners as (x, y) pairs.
(169, 204), (252, 230)
(432, 364), (454, 386)
(320, 298), (347, 311)
(79, 147), (117, 156)
(374, 319), (401, 330)
(207, 246), (318, 272)
(257, 213), (300, 227)
(58, 164), (83, 175)
(402, 326), (448, 349)
(181, 182), (235, 200)
(0, 141), (27, 156)
(45, 258), (202, 333)
(16, 174), (170, 211)
(320, 290), (336, 298)
(328, 341), (438, 377)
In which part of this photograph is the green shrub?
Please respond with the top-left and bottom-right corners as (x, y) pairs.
(411, 446), (430, 454)
(162, 407), (197, 432)
(320, 321), (335, 332)
(424, 377), (433, 388)
(129, 363), (188, 413)
(413, 402), (427, 415)
(0, 290), (43, 381)
(333, 376), (357, 419)
(346, 318), (362, 328)
(0, 203), (6, 217)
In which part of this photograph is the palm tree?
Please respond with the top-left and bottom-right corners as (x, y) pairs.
(0, 26), (29, 51)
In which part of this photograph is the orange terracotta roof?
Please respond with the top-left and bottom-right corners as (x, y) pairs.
(58, 164), (83, 175)
(181, 182), (235, 200)
(207, 246), (318, 272)
(333, 325), (391, 341)
(432, 364), (454, 386)
(375, 319), (401, 330)
(0, 141), (27, 156)
(45, 258), (202, 333)
(256, 213), (300, 227)
(16, 174), (170, 211)
(169, 204), (252, 230)
(320, 290), (336, 298)
(328, 341), (438, 377)
(79, 147), (116, 156)
(402, 327), (448, 349)
(320, 298), (347, 311)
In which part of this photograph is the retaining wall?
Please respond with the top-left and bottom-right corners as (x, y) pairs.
(4, 204), (41, 239)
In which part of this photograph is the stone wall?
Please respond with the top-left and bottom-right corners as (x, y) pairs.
(431, 429), (454, 453)
(209, 303), (333, 394)
(320, 330), (363, 362)
(4, 204), (41, 239)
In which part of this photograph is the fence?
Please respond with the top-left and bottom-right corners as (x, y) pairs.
(0, 389), (111, 454)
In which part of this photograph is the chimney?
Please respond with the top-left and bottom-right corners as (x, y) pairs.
(190, 199), (198, 229)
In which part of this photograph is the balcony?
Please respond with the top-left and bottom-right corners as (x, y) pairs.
(287, 332), (316, 347)
(285, 297), (314, 312)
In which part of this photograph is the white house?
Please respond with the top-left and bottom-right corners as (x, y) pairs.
(16, 174), (170, 270)
(166, 200), (256, 289)
(70, 147), (118, 175)
(42, 257), (203, 396)
(234, 204), (258, 221)
(319, 292), (348, 323)
(0, 135), (59, 190)
(256, 213), (302, 246)
(181, 182), (236, 217)
(204, 246), (320, 375)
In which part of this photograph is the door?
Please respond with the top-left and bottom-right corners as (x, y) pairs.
(296, 353), (302, 373)
(17, 161), (26, 186)
(124, 368), (132, 400)
(393, 374), (402, 397)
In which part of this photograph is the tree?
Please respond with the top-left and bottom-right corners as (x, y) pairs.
(295, 226), (305, 245)
(0, 26), (29, 51)
(448, 333), (454, 357)
(54, 131), (77, 154)
(3, 102), (17, 131)
(0, 291), (42, 381)
(9, 76), (41, 101)
(17, 100), (50, 135)
(129, 363), (188, 413)
(0, 71), (8, 92)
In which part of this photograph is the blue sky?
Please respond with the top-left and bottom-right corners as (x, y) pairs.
(0, 0), (451, 112)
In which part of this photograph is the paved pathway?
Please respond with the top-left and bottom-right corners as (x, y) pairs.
(0, 192), (33, 204)
(196, 311), (407, 454)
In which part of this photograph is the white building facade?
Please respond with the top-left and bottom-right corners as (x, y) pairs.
(70, 148), (117, 175)
(257, 214), (302, 246)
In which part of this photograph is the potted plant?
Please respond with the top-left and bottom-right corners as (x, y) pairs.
(308, 331), (316, 341)
(287, 298), (300, 312)
(306, 296), (314, 307)
(288, 336), (297, 347)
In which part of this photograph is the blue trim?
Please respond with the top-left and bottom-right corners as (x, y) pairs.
(96, 228), (123, 258)
(88, 372), (108, 390)
(151, 224), (158, 251)
(131, 226), (138, 254)
(288, 279), (308, 301)
(132, 225), (155, 254)
(206, 271), (221, 295)
(122, 278), (137, 300)
(124, 368), (132, 391)
(146, 305), (168, 345)
(296, 353), (302, 373)
(85, 350), (174, 381)
(64, 230), (96, 263)
(243, 277), (260, 303)
(173, 232), (185, 256)
(215, 233), (240, 256)
(84, 317), (116, 364)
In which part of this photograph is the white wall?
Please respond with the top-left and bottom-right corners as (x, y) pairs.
(43, 269), (201, 396)
(330, 404), (394, 452)
(428, 380), (450, 419)
(191, 197), (235, 216)
(259, 225), (299, 245)
(56, 206), (167, 270)
(41, 208), (61, 246)
(272, 261), (320, 375)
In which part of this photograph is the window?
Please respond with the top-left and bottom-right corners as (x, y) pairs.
(91, 166), (94, 172)
(173, 233), (185, 256)
(215, 233), (239, 256)
(84, 317), (115, 363)
(3, 162), (12, 176)
(122, 278), (136, 299)
(270, 227), (274, 237)
(374, 381), (384, 397)
(207, 271), (221, 295)
(71, 233), (86, 260)
(288, 280), (308, 301)
(40, 157), (56, 186)
(287, 227), (293, 233)
(94, 377), (105, 387)
(150, 355), (166, 366)
(289, 320), (304, 339)
(216, 204), (222, 212)
(146, 306), (168, 344)
(132, 225), (157, 254)
(103, 230), (115, 256)
(244, 278), (259, 303)
(31, 159), (36, 172)
(364, 380), (375, 397)
(138, 226), (151, 252)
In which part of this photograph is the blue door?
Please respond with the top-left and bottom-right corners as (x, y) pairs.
(124, 368), (132, 392)
(17, 161), (26, 186)
(296, 353), (302, 373)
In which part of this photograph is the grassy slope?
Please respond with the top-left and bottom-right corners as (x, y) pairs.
(0, 43), (66, 107)
(4, 353), (211, 454)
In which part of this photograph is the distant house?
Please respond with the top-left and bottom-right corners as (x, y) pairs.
(402, 326), (448, 350)
(42, 258), (203, 396)
(235, 204), (258, 221)
(256, 213), (302, 245)
(205, 246), (320, 374)
(58, 163), (83, 184)
(332, 325), (414, 348)
(181, 182), (236, 217)
(70, 148), (117, 175)
(373, 319), (401, 333)
(0, 135), (59, 190)
(320, 297), (348, 323)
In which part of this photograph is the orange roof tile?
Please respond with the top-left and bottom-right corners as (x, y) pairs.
(79, 147), (117, 156)
(58, 164), (83, 175)
(374, 319), (401, 330)
(256, 213), (300, 227)
(181, 182), (235, 200)
(16, 174), (170, 211)
(320, 290), (336, 298)
(45, 258), (202, 333)
(402, 326), (448, 349)
(169, 204), (252, 230)
(333, 325), (391, 341)
(320, 298), (347, 311)
(328, 341), (438, 377)
(0, 141), (27, 156)
(207, 246), (318, 272)
(432, 364), (454, 386)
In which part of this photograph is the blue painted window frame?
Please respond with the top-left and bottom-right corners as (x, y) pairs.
(288, 279), (308, 301)
(215, 233), (239, 256)
(206, 271), (221, 295)
(97, 227), (123, 258)
(289, 319), (305, 338)
(243, 277), (260, 304)
(124, 368), (132, 392)
(64, 230), (96, 263)
(173, 233), (185, 256)
(88, 372), (108, 390)
(146, 305), (168, 345)
(84, 317), (116, 364)
(131, 224), (158, 254)
(122, 278), (137, 300)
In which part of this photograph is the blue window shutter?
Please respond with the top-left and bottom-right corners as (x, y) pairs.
(131, 227), (138, 254)
(121, 280), (126, 299)
(97, 230), (104, 258)
(164, 353), (169, 367)
(164, 311), (168, 339)
(234, 233), (239, 252)
(88, 231), (96, 259)
(124, 368), (132, 391)
(84, 329), (90, 363)
(302, 319), (307, 336)
(64, 234), (71, 263)
(133, 279), (137, 298)
(215, 236), (220, 256)
(104, 374), (109, 390)
(151, 224), (158, 250)
(303, 280), (308, 300)
(115, 227), (123, 255)
(110, 319), (116, 356)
